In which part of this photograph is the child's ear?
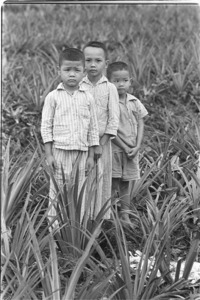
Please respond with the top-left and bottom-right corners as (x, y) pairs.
(105, 60), (109, 69)
(130, 77), (134, 84)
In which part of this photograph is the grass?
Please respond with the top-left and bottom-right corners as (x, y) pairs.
(2, 3), (200, 300)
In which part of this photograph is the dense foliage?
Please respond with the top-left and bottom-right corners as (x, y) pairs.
(2, 3), (200, 300)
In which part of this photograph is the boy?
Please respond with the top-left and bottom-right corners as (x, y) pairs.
(80, 41), (119, 219)
(41, 48), (99, 223)
(107, 61), (148, 226)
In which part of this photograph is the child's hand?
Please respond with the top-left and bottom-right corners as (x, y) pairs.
(46, 155), (57, 172)
(94, 145), (103, 160)
(85, 157), (94, 176)
(124, 147), (131, 158)
(127, 147), (139, 159)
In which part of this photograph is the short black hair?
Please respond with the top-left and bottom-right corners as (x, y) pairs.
(107, 61), (130, 80)
(59, 48), (85, 66)
(83, 41), (107, 59)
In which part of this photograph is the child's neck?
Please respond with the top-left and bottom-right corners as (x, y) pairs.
(63, 83), (78, 95)
(88, 74), (103, 85)
(119, 94), (127, 102)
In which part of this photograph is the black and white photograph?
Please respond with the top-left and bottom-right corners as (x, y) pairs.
(1, 1), (200, 299)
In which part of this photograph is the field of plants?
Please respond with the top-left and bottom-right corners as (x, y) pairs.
(1, 3), (200, 300)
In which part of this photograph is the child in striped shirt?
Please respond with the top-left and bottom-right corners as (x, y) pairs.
(80, 41), (119, 220)
(41, 48), (99, 223)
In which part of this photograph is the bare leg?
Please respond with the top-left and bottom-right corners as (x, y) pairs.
(119, 180), (131, 223)
(112, 177), (120, 198)
(111, 177), (120, 217)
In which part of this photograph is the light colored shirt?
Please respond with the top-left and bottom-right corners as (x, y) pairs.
(41, 83), (99, 151)
(80, 75), (119, 137)
(112, 93), (148, 152)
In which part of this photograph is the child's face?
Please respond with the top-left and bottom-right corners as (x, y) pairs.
(58, 60), (84, 90)
(110, 70), (131, 98)
(84, 47), (108, 82)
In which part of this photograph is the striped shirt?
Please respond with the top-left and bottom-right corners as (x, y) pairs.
(112, 93), (148, 152)
(41, 83), (99, 151)
(80, 75), (119, 137)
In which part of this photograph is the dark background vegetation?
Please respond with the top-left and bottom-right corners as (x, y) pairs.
(2, 3), (200, 156)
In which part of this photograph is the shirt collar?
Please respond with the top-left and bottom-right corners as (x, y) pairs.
(56, 82), (85, 92)
(126, 93), (137, 102)
(56, 82), (65, 90)
(81, 75), (108, 86)
(119, 93), (137, 104)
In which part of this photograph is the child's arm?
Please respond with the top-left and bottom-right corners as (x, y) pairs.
(44, 142), (57, 171)
(87, 93), (100, 161)
(85, 146), (95, 176)
(112, 136), (131, 156)
(94, 134), (111, 160)
(136, 117), (144, 149)
(105, 83), (120, 137)
(94, 84), (120, 159)
(41, 92), (56, 169)
(128, 117), (144, 158)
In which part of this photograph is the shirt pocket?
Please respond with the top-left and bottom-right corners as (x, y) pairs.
(79, 105), (90, 132)
(56, 102), (72, 124)
(96, 93), (109, 110)
(79, 105), (90, 119)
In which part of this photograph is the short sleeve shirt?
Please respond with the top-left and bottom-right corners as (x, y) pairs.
(112, 93), (148, 152)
